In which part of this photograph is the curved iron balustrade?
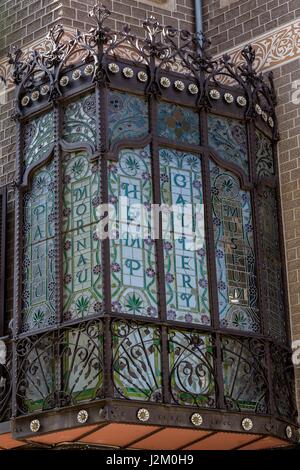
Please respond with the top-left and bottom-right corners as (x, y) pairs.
(0, 2), (297, 444)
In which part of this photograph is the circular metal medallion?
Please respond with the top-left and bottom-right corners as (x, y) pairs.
(123, 67), (134, 78)
(72, 69), (81, 80)
(241, 417), (253, 431)
(237, 95), (247, 107)
(30, 419), (41, 433)
(84, 64), (94, 76)
(190, 413), (203, 426)
(224, 92), (234, 104)
(108, 63), (120, 74)
(60, 75), (69, 86)
(188, 83), (199, 95)
(160, 76), (171, 88)
(210, 89), (221, 100)
(286, 425), (292, 439)
(21, 95), (30, 106)
(77, 409), (89, 424)
(137, 408), (150, 422)
(137, 71), (148, 82)
(174, 80), (185, 91)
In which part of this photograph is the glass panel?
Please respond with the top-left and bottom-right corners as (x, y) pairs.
(255, 129), (274, 177)
(210, 162), (259, 332)
(21, 162), (56, 332)
(112, 320), (162, 401)
(208, 115), (248, 175)
(158, 102), (199, 145)
(271, 343), (296, 418)
(62, 321), (103, 403)
(169, 330), (215, 407)
(108, 146), (158, 318)
(260, 188), (286, 341)
(62, 151), (102, 321)
(16, 334), (55, 413)
(24, 112), (54, 169)
(159, 148), (210, 325)
(63, 93), (96, 146)
(222, 336), (268, 413)
(108, 91), (149, 146)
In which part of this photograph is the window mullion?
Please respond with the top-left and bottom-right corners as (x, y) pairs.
(200, 108), (225, 410)
(149, 92), (170, 404)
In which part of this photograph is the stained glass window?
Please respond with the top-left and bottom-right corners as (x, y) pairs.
(108, 146), (158, 317)
(63, 93), (96, 146)
(208, 115), (248, 175)
(108, 91), (149, 146)
(169, 330), (215, 407)
(210, 162), (259, 332)
(21, 163), (56, 332)
(255, 129), (274, 177)
(159, 148), (210, 325)
(158, 103), (199, 145)
(62, 151), (102, 321)
(24, 112), (54, 169)
(259, 188), (286, 341)
(222, 336), (268, 413)
(112, 320), (162, 401)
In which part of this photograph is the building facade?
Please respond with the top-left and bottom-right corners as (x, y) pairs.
(0, 0), (299, 450)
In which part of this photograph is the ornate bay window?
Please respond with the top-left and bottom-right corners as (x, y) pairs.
(1, 3), (297, 449)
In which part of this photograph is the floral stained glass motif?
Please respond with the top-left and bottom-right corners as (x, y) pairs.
(169, 330), (215, 407)
(21, 163), (56, 332)
(62, 151), (102, 321)
(112, 321), (162, 401)
(210, 162), (259, 332)
(259, 188), (286, 342)
(255, 129), (274, 178)
(208, 115), (248, 175)
(222, 337), (268, 413)
(24, 112), (54, 169)
(108, 91), (149, 146)
(159, 148), (210, 325)
(108, 147), (158, 318)
(63, 93), (96, 146)
(158, 103), (199, 145)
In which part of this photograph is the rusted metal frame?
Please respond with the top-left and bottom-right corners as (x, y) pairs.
(272, 140), (293, 347)
(200, 107), (225, 410)
(12, 117), (25, 418)
(247, 119), (275, 416)
(0, 186), (7, 338)
(149, 62), (170, 405)
(271, 140), (297, 418)
(96, 73), (113, 398)
(53, 97), (64, 403)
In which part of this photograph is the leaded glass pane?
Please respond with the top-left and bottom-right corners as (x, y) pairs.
(159, 148), (210, 325)
(169, 330), (215, 407)
(112, 320), (162, 401)
(24, 112), (54, 169)
(63, 93), (96, 145)
(208, 115), (248, 175)
(255, 129), (274, 177)
(260, 188), (286, 342)
(21, 163), (56, 332)
(210, 162), (259, 332)
(62, 321), (103, 402)
(108, 147), (158, 318)
(222, 337), (268, 413)
(108, 91), (149, 146)
(17, 334), (55, 413)
(158, 103), (199, 145)
(62, 151), (103, 321)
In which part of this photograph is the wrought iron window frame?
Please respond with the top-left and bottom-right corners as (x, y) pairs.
(4, 3), (297, 442)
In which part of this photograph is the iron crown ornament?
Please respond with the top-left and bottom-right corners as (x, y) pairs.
(7, 2), (276, 128)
